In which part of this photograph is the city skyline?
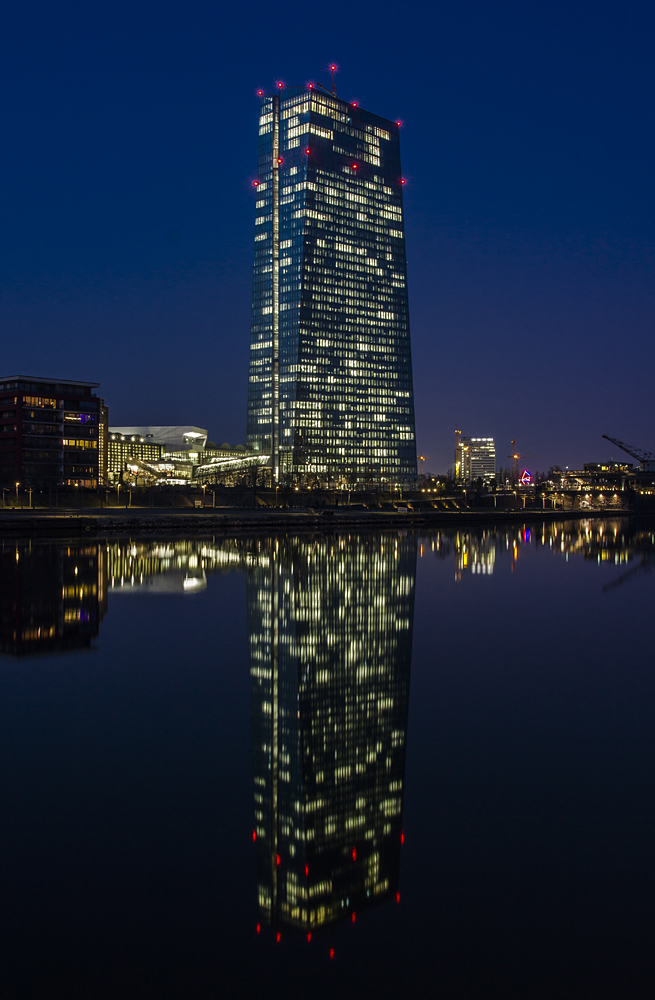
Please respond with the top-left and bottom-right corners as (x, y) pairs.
(1, 3), (654, 473)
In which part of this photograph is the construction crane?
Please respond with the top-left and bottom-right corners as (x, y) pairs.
(417, 453), (429, 475)
(602, 435), (655, 472)
(507, 439), (537, 481)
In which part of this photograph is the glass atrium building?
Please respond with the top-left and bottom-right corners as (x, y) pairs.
(246, 85), (417, 484)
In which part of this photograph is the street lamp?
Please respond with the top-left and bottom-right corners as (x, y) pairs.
(15, 482), (19, 508)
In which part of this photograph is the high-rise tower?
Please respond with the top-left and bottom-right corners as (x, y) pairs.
(246, 83), (417, 484)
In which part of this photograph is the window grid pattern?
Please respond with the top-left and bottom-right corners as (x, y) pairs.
(247, 87), (417, 481)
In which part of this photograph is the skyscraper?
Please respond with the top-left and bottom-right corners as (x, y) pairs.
(454, 434), (496, 484)
(246, 82), (417, 484)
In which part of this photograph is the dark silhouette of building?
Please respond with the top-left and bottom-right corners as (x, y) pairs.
(248, 533), (416, 933)
(246, 84), (417, 485)
(0, 376), (106, 489)
(0, 541), (108, 656)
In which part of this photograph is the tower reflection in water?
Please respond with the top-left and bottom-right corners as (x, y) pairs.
(248, 534), (417, 937)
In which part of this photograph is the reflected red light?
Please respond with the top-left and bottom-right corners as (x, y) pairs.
(256, 923), (260, 934)
(396, 892), (400, 904)
(276, 931), (281, 943)
(351, 848), (357, 861)
(351, 912), (356, 923)
(307, 932), (312, 943)
(329, 947), (335, 960)
(400, 831), (404, 845)
(276, 853), (280, 866)
(252, 829), (257, 841)
(305, 864), (309, 876)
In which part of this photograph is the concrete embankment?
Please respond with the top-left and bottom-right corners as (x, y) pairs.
(0, 506), (635, 538)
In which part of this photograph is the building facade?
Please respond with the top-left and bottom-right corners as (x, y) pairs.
(246, 84), (417, 484)
(107, 433), (164, 484)
(455, 433), (496, 484)
(0, 376), (104, 488)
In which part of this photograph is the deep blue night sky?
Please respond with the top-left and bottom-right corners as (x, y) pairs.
(1, 0), (653, 473)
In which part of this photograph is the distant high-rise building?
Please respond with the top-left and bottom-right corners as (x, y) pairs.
(455, 434), (496, 484)
(246, 83), (417, 484)
(248, 534), (415, 933)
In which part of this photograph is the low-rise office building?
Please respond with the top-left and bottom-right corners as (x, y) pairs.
(107, 433), (164, 484)
(0, 376), (106, 489)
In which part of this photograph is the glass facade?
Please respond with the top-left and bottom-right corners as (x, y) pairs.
(248, 534), (416, 932)
(246, 86), (417, 484)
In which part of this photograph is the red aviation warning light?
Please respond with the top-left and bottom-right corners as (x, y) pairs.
(351, 163), (358, 170)
(253, 180), (260, 188)
(257, 89), (264, 96)
(400, 178), (406, 185)
(351, 101), (358, 107)
(277, 157), (283, 165)
(304, 148), (311, 155)
(396, 120), (402, 127)
(277, 81), (284, 89)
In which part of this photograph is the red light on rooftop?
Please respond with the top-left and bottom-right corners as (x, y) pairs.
(396, 120), (402, 126)
(329, 947), (335, 960)
(308, 83), (314, 89)
(257, 90), (264, 96)
(253, 180), (260, 187)
(400, 178), (406, 185)
(351, 101), (358, 107)
(277, 81), (284, 89)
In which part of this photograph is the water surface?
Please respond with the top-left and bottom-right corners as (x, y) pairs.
(1, 519), (654, 999)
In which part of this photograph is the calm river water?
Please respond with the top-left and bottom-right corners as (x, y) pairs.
(1, 518), (654, 999)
